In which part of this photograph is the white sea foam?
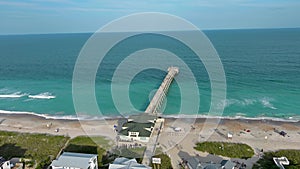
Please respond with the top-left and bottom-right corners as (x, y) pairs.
(243, 98), (257, 105)
(224, 98), (257, 107)
(0, 92), (27, 98)
(0, 88), (9, 92)
(28, 92), (56, 99)
(0, 110), (82, 120)
(0, 109), (298, 122)
(260, 97), (277, 109)
(221, 98), (277, 110)
(161, 114), (300, 122)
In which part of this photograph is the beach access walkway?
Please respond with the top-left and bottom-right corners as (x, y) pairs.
(142, 67), (179, 166)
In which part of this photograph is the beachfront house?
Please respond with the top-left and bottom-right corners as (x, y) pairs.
(178, 151), (235, 169)
(117, 114), (163, 143)
(185, 160), (235, 169)
(220, 160), (235, 169)
(0, 157), (23, 169)
(50, 152), (98, 169)
(108, 157), (151, 169)
(0, 157), (10, 169)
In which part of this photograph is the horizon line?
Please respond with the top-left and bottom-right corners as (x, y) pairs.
(0, 27), (299, 36)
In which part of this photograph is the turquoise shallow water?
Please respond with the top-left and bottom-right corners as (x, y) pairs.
(0, 29), (299, 120)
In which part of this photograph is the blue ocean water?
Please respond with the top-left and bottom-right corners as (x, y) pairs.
(0, 29), (299, 120)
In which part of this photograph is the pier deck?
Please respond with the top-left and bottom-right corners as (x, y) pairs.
(142, 67), (179, 166)
(145, 67), (179, 115)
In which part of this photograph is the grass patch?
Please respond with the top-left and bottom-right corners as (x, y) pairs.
(67, 135), (112, 149)
(194, 142), (254, 159)
(0, 130), (69, 168)
(111, 147), (146, 163)
(64, 136), (111, 167)
(253, 150), (300, 169)
(0, 132), (113, 168)
(155, 147), (164, 155)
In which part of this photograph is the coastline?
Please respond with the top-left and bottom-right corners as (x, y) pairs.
(0, 109), (299, 123)
(0, 112), (118, 140)
(0, 111), (299, 146)
(1, 111), (300, 168)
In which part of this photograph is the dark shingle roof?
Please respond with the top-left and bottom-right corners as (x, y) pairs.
(220, 160), (235, 169)
(119, 122), (154, 137)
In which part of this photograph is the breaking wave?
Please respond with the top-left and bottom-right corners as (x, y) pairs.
(0, 110), (103, 120)
(260, 97), (277, 110)
(222, 97), (277, 110)
(28, 92), (56, 99)
(162, 114), (300, 122)
(0, 92), (27, 98)
(0, 109), (298, 122)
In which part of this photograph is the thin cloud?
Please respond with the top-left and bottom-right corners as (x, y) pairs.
(30, 0), (75, 5)
(66, 7), (135, 13)
(0, 1), (36, 7)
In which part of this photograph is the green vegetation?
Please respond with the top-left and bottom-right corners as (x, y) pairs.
(253, 150), (300, 169)
(0, 131), (114, 168)
(152, 154), (172, 169)
(1, 131), (166, 168)
(64, 136), (112, 167)
(0, 131), (69, 168)
(111, 147), (146, 163)
(67, 135), (112, 149)
(194, 141), (254, 159)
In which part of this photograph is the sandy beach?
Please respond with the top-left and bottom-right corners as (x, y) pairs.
(0, 113), (118, 140)
(1, 113), (299, 150)
(1, 113), (300, 168)
(159, 118), (300, 168)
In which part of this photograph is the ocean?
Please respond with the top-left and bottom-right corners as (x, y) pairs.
(0, 28), (299, 121)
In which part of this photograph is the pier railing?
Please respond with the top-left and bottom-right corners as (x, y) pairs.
(145, 67), (179, 115)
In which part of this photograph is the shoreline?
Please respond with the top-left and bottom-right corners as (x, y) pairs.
(0, 110), (299, 123)
(1, 112), (299, 141)
(0, 112), (118, 140)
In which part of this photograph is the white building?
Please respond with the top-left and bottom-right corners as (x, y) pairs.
(109, 157), (150, 169)
(50, 152), (98, 169)
(0, 157), (11, 169)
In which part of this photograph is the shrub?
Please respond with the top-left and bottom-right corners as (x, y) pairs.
(194, 141), (254, 159)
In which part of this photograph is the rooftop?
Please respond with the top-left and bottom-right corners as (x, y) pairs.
(50, 152), (97, 169)
(118, 114), (157, 137)
(109, 157), (150, 169)
(119, 122), (154, 137)
(178, 151), (235, 169)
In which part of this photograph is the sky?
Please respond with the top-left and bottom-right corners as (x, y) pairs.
(0, 0), (300, 34)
